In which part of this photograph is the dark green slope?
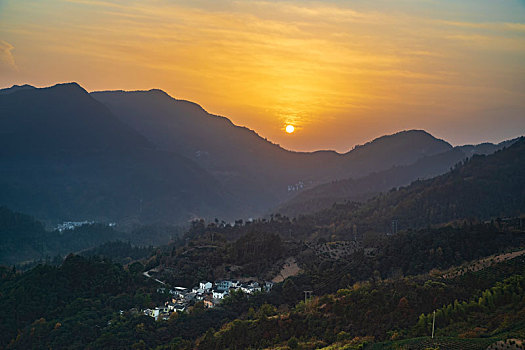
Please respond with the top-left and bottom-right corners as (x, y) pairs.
(0, 254), (157, 348)
(141, 138), (524, 244)
(278, 147), (469, 217)
(187, 137), (524, 243)
(314, 137), (525, 236)
(277, 138), (517, 218)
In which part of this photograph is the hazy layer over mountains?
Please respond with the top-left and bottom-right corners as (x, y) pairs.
(0, 82), (518, 226)
(0, 83), (235, 225)
(277, 139), (517, 217)
(91, 89), (450, 213)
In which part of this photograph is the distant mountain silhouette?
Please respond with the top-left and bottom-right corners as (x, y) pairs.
(322, 129), (452, 181)
(0, 82), (492, 226)
(92, 89), (452, 212)
(92, 88), (323, 213)
(0, 83), (237, 226)
(0, 84), (36, 95)
(457, 139), (518, 157)
(277, 138), (518, 217)
(306, 137), (525, 237)
(0, 83), (151, 155)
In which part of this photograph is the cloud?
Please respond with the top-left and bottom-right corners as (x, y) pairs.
(435, 19), (525, 33)
(0, 40), (17, 71)
(2, 0), (524, 151)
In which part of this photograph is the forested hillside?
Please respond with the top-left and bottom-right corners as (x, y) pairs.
(1, 83), (523, 350)
(323, 136), (525, 236)
(288, 137), (525, 239)
(278, 138), (517, 217)
(1, 143), (523, 347)
(197, 260), (525, 350)
(0, 255), (160, 348)
(174, 138), (525, 244)
(1, 224), (523, 349)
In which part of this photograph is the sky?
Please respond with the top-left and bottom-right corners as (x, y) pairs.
(1, 0), (524, 152)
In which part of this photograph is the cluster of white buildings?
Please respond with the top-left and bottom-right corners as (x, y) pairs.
(192, 280), (273, 298)
(55, 221), (94, 232)
(55, 221), (116, 232)
(143, 279), (274, 320)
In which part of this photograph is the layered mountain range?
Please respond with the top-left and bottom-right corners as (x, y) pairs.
(0, 82), (518, 226)
(277, 138), (517, 217)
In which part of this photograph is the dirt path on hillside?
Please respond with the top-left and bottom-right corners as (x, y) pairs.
(272, 257), (301, 283)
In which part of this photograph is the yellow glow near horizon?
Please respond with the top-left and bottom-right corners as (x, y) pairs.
(0, 0), (524, 151)
(285, 125), (295, 134)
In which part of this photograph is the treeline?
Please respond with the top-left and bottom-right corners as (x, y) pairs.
(149, 230), (289, 287)
(287, 223), (525, 298)
(150, 219), (525, 296)
(2, 227), (524, 348)
(174, 138), (525, 245)
(2, 137), (522, 266)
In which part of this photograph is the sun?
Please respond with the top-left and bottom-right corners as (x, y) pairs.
(285, 125), (295, 134)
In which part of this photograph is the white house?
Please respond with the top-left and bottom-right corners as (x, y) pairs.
(199, 281), (213, 291)
(241, 281), (262, 294)
(213, 289), (228, 299)
(144, 307), (165, 320)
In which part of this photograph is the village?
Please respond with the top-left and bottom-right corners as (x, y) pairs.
(143, 279), (274, 321)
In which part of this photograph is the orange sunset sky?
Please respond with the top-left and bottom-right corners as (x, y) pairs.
(1, 0), (524, 152)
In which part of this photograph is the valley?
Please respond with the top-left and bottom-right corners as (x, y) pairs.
(2, 0), (525, 347)
(0, 83), (524, 349)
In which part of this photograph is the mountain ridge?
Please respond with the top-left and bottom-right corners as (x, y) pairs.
(2, 82), (514, 227)
(277, 138), (519, 217)
(91, 87), (454, 213)
(0, 83), (240, 226)
(92, 88), (451, 157)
